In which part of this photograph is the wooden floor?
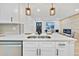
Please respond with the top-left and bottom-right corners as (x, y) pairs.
(74, 32), (79, 56)
(75, 41), (79, 56)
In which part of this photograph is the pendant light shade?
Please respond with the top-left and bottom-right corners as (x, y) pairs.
(50, 3), (55, 16)
(25, 3), (31, 16)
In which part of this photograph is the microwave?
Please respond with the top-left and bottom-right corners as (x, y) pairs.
(63, 29), (71, 34)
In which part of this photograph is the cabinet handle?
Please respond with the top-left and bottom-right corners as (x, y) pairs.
(39, 49), (41, 56)
(11, 17), (13, 22)
(37, 49), (41, 56)
(58, 44), (65, 46)
(36, 49), (38, 56)
(56, 49), (59, 56)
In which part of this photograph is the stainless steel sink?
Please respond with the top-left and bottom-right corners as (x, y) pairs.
(27, 36), (51, 39)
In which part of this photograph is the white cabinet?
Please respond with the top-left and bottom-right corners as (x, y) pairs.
(23, 47), (37, 56)
(40, 47), (56, 56)
(0, 3), (20, 23)
(23, 42), (56, 56)
(56, 41), (74, 56)
(56, 42), (69, 56)
(23, 42), (38, 56)
(39, 42), (56, 56)
(23, 41), (74, 56)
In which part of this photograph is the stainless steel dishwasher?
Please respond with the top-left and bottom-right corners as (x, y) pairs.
(0, 40), (23, 56)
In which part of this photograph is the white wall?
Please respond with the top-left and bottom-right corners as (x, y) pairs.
(54, 21), (60, 30)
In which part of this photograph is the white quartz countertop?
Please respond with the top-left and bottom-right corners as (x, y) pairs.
(0, 34), (25, 41)
(0, 33), (77, 41)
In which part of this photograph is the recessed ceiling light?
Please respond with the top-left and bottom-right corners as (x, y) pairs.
(37, 8), (40, 12)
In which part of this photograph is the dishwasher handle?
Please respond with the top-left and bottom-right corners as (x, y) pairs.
(0, 42), (22, 45)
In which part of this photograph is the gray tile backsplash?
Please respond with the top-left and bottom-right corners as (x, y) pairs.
(0, 24), (20, 35)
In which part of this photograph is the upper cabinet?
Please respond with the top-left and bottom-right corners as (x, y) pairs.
(0, 3), (20, 23)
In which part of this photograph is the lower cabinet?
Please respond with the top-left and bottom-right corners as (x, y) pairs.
(23, 42), (56, 56)
(40, 47), (56, 56)
(56, 41), (74, 56)
(56, 42), (69, 56)
(23, 42), (38, 56)
(24, 47), (56, 56)
(23, 47), (37, 56)
(39, 42), (56, 56)
(23, 41), (74, 56)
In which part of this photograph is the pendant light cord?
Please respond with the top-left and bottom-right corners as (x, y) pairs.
(28, 3), (29, 8)
(51, 3), (53, 8)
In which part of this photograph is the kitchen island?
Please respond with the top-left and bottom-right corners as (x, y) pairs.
(0, 33), (77, 56)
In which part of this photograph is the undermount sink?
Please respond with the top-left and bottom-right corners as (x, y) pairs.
(27, 36), (51, 39)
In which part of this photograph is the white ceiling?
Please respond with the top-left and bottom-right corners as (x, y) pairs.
(26, 3), (79, 21)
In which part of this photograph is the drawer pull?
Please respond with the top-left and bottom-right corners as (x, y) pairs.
(58, 44), (65, 46)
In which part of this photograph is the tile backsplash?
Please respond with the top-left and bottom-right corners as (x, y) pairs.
(0, 24), (20, 35)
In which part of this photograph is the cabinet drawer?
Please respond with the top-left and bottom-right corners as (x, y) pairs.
(41, 47), (56, 56)
(39, 42), (55, 47)
(23, 47), (37, 56)
(23, 42), (38, 48)
(56, 42), (68, 48)
(57, 49), (68, 56)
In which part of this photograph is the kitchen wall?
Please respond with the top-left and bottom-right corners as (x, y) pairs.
(0, 3), (60, 35)
(19, 3), (60, 34)
(59, 14), (79, 36)
(22, 16), (60, 34)
(59, 14), (79, 55)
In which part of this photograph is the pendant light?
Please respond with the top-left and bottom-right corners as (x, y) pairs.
(25, 3), (31, 16)
(50, 3), (55, 16)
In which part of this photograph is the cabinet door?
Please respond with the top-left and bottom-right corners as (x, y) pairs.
(40, 47), (56, 56)
(0, 3), (19, 23)
(56, 42), (68, 56)
(23, 47), (38, 56)
(23, 42), (38, 56)
(39, 42), (56, 56)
